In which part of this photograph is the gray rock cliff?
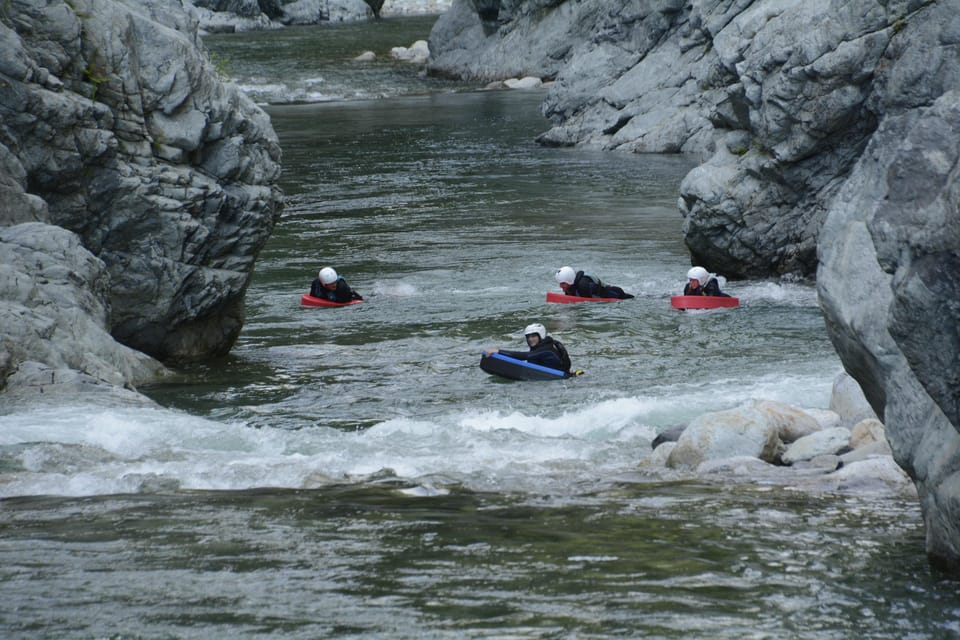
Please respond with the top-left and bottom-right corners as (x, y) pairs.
(186, 0), (373, 32)
(0, 0), (283, 391)
(818, 85), (960, 571)
(428, 0), (960, 570)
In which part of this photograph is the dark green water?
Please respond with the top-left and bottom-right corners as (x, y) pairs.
(0, 484), (951, 639)
(0, 15), (958, 640)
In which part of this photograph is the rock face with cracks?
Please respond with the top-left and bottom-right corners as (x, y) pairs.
(0, 0), (284, 393)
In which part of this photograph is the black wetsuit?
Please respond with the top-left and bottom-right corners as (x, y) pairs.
(683, 277), (728, 297)
(310, 277), (363, 302)
(563, 271), (634, 299)
(498, 336), (570, 373)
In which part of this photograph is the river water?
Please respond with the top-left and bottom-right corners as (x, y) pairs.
(1, 15), (958, 639)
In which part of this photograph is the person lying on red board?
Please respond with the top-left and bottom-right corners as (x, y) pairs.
(309, 266), (363, 303)
(683, 266), (731, 297)
(554, 266), (634, 299)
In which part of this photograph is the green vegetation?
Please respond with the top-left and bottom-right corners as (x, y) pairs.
(752, 137), (771, 155)
(83, 60), (108, 100)
(208, 51), (233, 80)
(150, 129), (167, 154)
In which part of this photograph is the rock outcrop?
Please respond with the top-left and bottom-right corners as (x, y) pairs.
(0, 223), (169, 401)
(428, 0), (960, 571)
(183, 0), (453, 32)
(818, 87), (960, 572)
(187, 0), (372, 32)
(0, 0), (283, 390)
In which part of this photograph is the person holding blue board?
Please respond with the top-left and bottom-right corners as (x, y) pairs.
(482, 323), (575, 380)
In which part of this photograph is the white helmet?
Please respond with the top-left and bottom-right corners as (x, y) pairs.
(319, 267), (338, 285)
(555, 266), (576, 285)
(687, 266), (709, 285)
(523, 323), (547, 340)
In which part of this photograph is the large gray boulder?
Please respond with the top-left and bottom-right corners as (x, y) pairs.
(429, 0), (607, 83)
(0, 223), (168, 397)
(666, 404), (783, 469)
(0, 0), (283, 388)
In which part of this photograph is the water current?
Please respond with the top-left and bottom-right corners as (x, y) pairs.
(1, 15), (958, 640)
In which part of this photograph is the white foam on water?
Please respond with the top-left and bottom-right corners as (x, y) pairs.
(0, 392), (671, 498)
(735, 280), (820, 306)
(237, 82), (342, 105)
(0, 364), (836, 499)
(370, 281), (419, 297)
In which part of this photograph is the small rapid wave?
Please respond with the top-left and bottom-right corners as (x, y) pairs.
(0, 397), (662, 497)
(0, 364), (840, 500)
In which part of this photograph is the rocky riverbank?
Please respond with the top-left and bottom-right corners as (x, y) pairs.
(186, 0), (452, 33)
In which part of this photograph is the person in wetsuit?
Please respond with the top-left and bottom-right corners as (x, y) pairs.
(310, 266), (363, 302)
(683, 266), (730, 297)
(555, 266), (634, 299)
(483, 323), (572, 374)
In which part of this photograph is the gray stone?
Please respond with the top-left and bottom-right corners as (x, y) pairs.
(818, 85), (960, 569)
(849, 418), (889, 450)
(186, 0), (372, 30)
(504, 76), (543, 89)
(802, 407), (844, 431)
(829, 371), (880, 427)
(840, 441), (893, 465)
(0, 0), (283, 403)
(695, 455), (776, 476)
(148, 109), (209, 152)
(798, 457), (917, 498)
(781, 427), (852, 465)
(749, 399), (823, 444)
(791, 454), (842, 473)
(651, 423), (686, 450)
(640, 441), (676, 469)
(666, 404), (783, 470)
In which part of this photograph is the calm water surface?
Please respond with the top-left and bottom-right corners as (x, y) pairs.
(1, 15), (958, 639)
